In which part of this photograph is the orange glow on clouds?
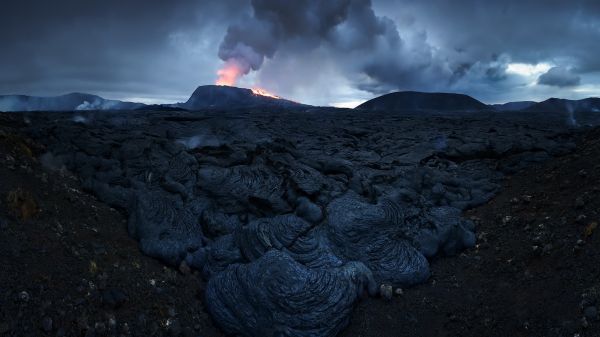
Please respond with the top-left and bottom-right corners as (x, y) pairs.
(216, 59), (244, 86)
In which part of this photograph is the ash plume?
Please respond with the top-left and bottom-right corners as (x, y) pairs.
(216, 0), (433, 92)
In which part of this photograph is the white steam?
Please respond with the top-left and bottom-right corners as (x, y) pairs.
(76, 99), (119, 111)
(72, 115), (88, 123)
(565, 102), (578, 127)
(177, 134), (221, 149)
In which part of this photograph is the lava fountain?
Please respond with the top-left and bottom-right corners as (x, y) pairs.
(216, 59), (245, 86)
(216, 58), (281, 99)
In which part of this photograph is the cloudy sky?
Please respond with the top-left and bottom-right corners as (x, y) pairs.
(2, 0), (599, 107)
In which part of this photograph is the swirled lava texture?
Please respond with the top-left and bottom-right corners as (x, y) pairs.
(25, 108), (578, 336)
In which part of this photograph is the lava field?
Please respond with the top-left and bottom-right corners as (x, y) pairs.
(10, 108), (592, 336)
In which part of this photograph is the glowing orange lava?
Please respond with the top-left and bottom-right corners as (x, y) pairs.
(215, 59), (281, 99)
(251, 87), (280, 99)
(216, 59), (244, 86)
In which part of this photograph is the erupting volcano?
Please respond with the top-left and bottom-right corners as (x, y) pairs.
(216, 58), (281, 100)
(179, 84), (301, 111)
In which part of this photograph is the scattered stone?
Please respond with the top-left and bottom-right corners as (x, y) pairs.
(584, 306), (598, 320)
(96, 273), (108, 290)
(42, 316), (53, 332)
(149, 322), (159, 336)
(94, 321), (107, 335)
(575, 197), (585, 209)
(394, 288), (404, 296)
(77, 315), (89, 331)
(18, 290), (30, 302)
(137, 313), (147, 327)
(101, 288), (128, 308)
(55, 327), (66, 337)
(584, 222), (598, 237)
(178, 260), (191, 275)
(469, 216), (482, 226)
(121, 323), (131, 336)
(380, 284), (393, 300)
(92, 243), (107, 255)
(0, 322), (9, 334)
(163, 267), (178, 284)
(576, 214), (587, 223)
(6, 188), (38, 221)
(581, 316), (590, 329)
(89, 260), (98, 274)
(107, 315), (117, 330)
(83, 328), (95, 337)
(74, 297), (86, 306)
(182, 326), (195, 337)
(166, 318), (182, 337)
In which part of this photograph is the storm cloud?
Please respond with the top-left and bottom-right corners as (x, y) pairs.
(1, 0), (599, 106)
(538, 67), (581, 87)
(217, 0), (447, 96)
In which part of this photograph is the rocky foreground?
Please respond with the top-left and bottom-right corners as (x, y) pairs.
(0, 109), (599, 336)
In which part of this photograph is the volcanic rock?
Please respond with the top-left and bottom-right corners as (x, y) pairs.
(584, 306), (599, 320)
(12, 106), (588, 336)
(41, 316), (53, 332)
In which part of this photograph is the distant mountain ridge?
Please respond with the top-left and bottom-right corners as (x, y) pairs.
(355, 91), (490, 112)
(0, 93), (145, 112)
(524, 97), (600, 113)
(1, 87), (599, 114)
(492, 101), (537, 111)
(177, 85), (304, 110)
(0, 86), (305, 112)
(356, 91), (600, 114)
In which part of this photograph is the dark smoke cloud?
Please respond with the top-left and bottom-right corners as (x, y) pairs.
(218, 0), (354, 77)
(538, 67), (581, 87)
(218, 0), (445, 94)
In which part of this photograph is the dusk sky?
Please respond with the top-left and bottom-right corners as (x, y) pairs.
(2, 0), (600, 107)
